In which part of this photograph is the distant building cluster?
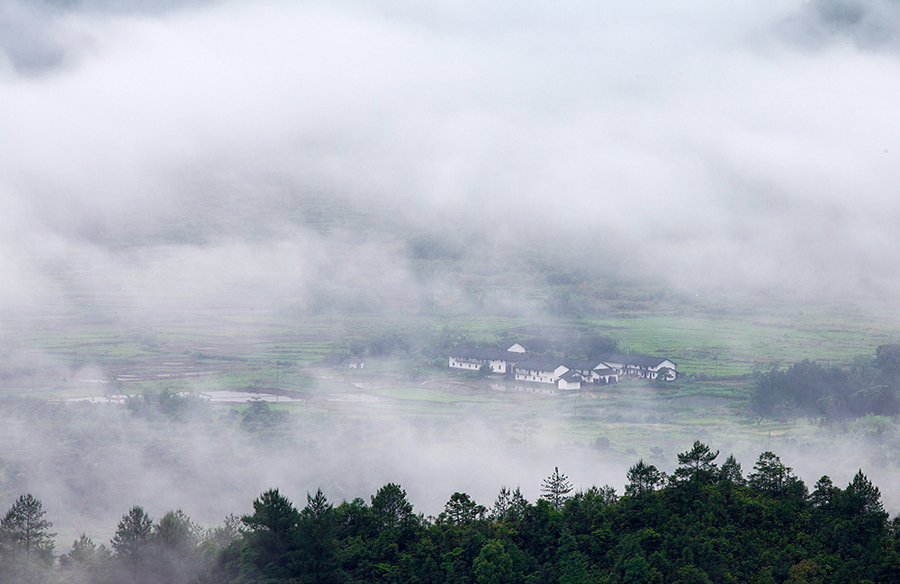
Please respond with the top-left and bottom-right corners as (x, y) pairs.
(448, 343), (676, 390)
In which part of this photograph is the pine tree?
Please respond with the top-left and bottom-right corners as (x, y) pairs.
(241, 489), (299, 581)
(844, 470), (884, 516)
(542, 467), (573, 510)
(748, 452), (790, 493)
(810, 475), (837, 508)
(302, 489), (331, 521)
(492, 486), (529, 523)
(625, 459), (665, 496)
(718, 454), (745, 485)
(674, 441), (719, 483)
(155, 509), (199, 551)
(295, 489), (344, 584)
(443, 492), (486, 525)
(747, 452), (806, 499)
(370, 483), (414, 530)
(111, 505), (153, 569)
(60, 534), (97, 568)
(242, 488), (300, 536)
(0, 493), (55, 562)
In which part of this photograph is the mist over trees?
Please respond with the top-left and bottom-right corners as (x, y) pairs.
(2, 443), (898, 583)
(0, 494), (55, 582)
(751, 344), (900, 420)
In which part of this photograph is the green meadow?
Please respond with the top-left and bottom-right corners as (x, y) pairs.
(2, 289), (899, 462)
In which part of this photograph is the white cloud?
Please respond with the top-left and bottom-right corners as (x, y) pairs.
(2, 0), (900, 313)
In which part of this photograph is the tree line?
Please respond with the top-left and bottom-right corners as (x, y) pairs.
(2, 442), (899, 583)
(751, 344), (900, 420)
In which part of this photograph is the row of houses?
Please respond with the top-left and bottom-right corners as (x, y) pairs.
(448, 343), (676, 390)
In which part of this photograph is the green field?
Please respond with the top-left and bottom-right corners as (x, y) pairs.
(2, 292), (898, 462)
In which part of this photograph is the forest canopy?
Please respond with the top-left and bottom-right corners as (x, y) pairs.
(2, 443), (899, 584)
(751, 344), (900, 420)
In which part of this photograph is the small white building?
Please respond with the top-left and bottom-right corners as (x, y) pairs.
(448, 345), (531, 374)
(557, 372), (583, 390)
(595, 354), (677, 380)
(645, 359), (677, 380)
(514, 355), (570, 384)
(565, 359), (619, 384)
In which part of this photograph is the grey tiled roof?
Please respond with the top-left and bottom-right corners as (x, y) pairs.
(596, 353), (673, 368)
(514, 355), (569, 372)
(565, 358), (608, 371)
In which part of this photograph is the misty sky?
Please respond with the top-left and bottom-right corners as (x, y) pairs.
(3, 0), (900, 316)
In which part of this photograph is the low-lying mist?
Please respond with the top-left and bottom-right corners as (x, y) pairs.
(2, 0), (900, 325)
(0, 393), (628, 546)
(2, 388), (898, 554)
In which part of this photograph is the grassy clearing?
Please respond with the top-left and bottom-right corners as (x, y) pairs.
(587, 307), (894, 377)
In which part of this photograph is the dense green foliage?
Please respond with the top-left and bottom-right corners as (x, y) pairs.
(4, 443), (899, 583)
(0, 493), (56, 583)
(752, 344), (900, 420)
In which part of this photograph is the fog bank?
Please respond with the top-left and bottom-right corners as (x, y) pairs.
(0, 0), (899, 321)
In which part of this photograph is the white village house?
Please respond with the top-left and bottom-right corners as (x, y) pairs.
(343, 358), (365, 369)
(447, 343), (528, 374)
(513, 355), (621, 389)
(514, 355), (572, 385)
(562, 358), (620, 385)
(597, 354), (676, 380)
(448, 343), (675, 390)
